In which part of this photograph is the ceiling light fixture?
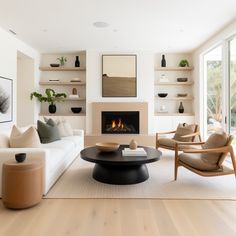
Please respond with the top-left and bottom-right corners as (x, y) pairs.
(93, 21), (109, 28)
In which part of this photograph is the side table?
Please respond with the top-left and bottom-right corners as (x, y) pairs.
(2, 159), (43, 209)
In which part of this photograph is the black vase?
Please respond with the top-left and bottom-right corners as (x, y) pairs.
(161, 55), (166, 67)
(49, 104), (56, 113)
(75, 56), (80, 67)
(15, 153), (26, 163)
(178, 102), (184, 113)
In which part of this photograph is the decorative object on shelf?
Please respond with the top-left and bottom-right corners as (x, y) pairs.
(70, 78), (81, 82)
(157, 93), (168, 98)
(177, 93), (188, 97)
(95, 142), (120, 152)
(50, 64), (60, 67)
(178, 102), (184, 113)
(72, 88), (77, 95)
(15, 153), (26, 163)
(30, 88), (67, 114)
(177, 78), (188, 82)
(57, 56), (67, 66)
(75, 56), (80, 67)
(161, 55), (166, 67)
(0, 76), (13, 123)
(129, 139), (138, 150)
(49, 79), (60, 82)
(179, 59), (189, 67)
(71, 107), (82, 113)
(159, 74), (169, 82)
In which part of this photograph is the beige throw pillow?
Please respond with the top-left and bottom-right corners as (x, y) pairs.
(173, 123), (196, 142)
(10, 125), (41, 148)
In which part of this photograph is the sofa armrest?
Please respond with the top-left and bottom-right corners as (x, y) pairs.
(73, 129), (84, 137)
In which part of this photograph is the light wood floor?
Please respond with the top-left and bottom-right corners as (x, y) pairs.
(1, 199), (236, 236)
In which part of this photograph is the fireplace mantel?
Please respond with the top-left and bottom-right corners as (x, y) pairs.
(92, 102), (148, 134)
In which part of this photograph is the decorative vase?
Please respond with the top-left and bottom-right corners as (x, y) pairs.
(49, 104), (56, 113)
(75, 56), (80, 67)
(129, 139), (138, 150)
(15, 153), (26, 163)
(72, 88), (77, 95)
(178, 102), (184, 113)
(161, 55), (166, 67)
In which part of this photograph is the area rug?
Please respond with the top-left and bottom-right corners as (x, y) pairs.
(46, 150), (236, 199)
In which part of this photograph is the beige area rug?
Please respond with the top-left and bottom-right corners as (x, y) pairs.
(46, 150), (236, 199)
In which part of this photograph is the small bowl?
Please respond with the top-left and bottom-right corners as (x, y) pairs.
(177, 78), (188, 82)
(158, 93), (168, 98)
(177, 93), (188, 97)
(15, 153), (26, 163)
(71, 107), (82, 113)
(50, 63), (60, 67)
(96, 142), (120, 152)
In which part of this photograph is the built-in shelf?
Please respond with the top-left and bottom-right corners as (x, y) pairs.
(155, 82), (194, 86)
(64, 98), (86, 101)
(39, 81), (86, 86)
(39, 112), (86, 116)
(155, 112), (195, 116)
(155, 96), (194, 101)
(39, 67), (86, 71)
(155, 67), (194, 71)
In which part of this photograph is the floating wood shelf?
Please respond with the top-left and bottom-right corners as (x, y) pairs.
(155, 112), (195, 116)
(155, 96), (194, 101)
(155, 82), (194, 86)
(39, 67), (86, 71)
(39, 81), (86, 86)
(155, 67), (194, 71)
(64, 98), (86, 101)
(39, 112), (86, 117)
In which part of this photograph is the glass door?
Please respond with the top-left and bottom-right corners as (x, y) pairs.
(229, 37), (236, 137)
(203, 45), (223, 136)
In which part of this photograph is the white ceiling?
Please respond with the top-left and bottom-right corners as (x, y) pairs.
(0, 0), (236, 53)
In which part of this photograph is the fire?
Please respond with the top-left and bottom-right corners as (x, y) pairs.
(111, 118), (125, 129)
(112, 120), (116, 128)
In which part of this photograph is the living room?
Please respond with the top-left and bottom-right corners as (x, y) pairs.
(0, 1), (236, 235)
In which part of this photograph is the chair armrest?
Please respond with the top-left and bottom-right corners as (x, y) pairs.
(156, 130), (176, 135)
(181, 131), (200, 138)
(182, 146), (231, 154)
(73, 129), (84, 137)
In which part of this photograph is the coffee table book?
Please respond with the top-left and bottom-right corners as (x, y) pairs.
(122, 148), (147, 156)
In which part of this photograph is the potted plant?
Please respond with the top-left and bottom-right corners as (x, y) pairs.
(30, 88), (67, 113)
(57, 56), (67, 66)
(179, 59), (189, 67)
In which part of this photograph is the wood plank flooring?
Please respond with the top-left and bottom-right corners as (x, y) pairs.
(0, 199), (236, 236)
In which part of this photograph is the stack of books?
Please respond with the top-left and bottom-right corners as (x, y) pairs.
(122, 148), (147, 156)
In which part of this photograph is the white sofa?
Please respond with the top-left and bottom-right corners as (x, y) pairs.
(0, 129), (84, 197)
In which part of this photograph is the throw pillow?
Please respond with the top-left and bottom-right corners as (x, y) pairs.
(10, 125), (41, 148)
(173, 123), (196, 142)
(0, 134), (10, 148)
(37, 120), (61, 143)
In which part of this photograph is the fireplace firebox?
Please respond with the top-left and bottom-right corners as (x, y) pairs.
(102, 111), (139, 134)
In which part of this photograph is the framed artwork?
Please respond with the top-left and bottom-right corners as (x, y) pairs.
(102, 54), (137, 97)
(0, 76), (13, 123)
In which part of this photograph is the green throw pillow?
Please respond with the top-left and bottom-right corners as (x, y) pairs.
(37, 120), (61, 143)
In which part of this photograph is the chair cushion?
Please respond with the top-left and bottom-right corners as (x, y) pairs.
(173, 123), (196, 142)
(158, 138), (177, 148)
(10, 125), (41, 148)
(179, 132), (229, 171)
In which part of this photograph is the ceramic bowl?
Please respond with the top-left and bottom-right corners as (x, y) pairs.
(158, 93), (168, 98)
(50, 63), (60, 67)
(177, 93), (188, 97)
(177, 78), (188, 82)
(15, 153), (26, 163)
(95, 142), (120, 152)
(71, 107), (82, 113)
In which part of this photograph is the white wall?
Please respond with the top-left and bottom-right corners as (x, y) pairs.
(192, 19), (236, 136)
(0, 27), (40, 130)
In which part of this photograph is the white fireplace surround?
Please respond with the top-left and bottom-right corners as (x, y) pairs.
(92, 102), (148, 134)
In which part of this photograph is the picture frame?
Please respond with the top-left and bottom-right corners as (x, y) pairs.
(102, 54), (137, 97)
(0, 76), (13, 123)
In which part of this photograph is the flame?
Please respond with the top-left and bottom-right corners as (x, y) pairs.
(112, 120), (116, 128)
(111, 118), (125, 129)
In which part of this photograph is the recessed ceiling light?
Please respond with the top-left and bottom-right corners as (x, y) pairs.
(93, 21), (109, 28)
(9, 29), (16, 35)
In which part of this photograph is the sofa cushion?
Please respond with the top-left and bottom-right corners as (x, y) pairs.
(173, 123), (196, 142)
(0, 134), (9, 148)
(37, 120), (61, 144)
(10, 125), (41, 148)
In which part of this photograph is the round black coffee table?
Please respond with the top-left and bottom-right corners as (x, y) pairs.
(80, 145), (161, 185)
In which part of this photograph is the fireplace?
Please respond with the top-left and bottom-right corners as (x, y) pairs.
(102, 111), (139, 134)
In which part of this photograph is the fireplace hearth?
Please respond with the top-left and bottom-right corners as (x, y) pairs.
(102, 111), (139, 134)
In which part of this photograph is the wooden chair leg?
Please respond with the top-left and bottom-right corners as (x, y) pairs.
(174, 144), (179, 180)
(156, 133), (159, 149)
(229, 146), (236, 179)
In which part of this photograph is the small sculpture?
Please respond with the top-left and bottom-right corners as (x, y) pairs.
(129, 139), (138, 150)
